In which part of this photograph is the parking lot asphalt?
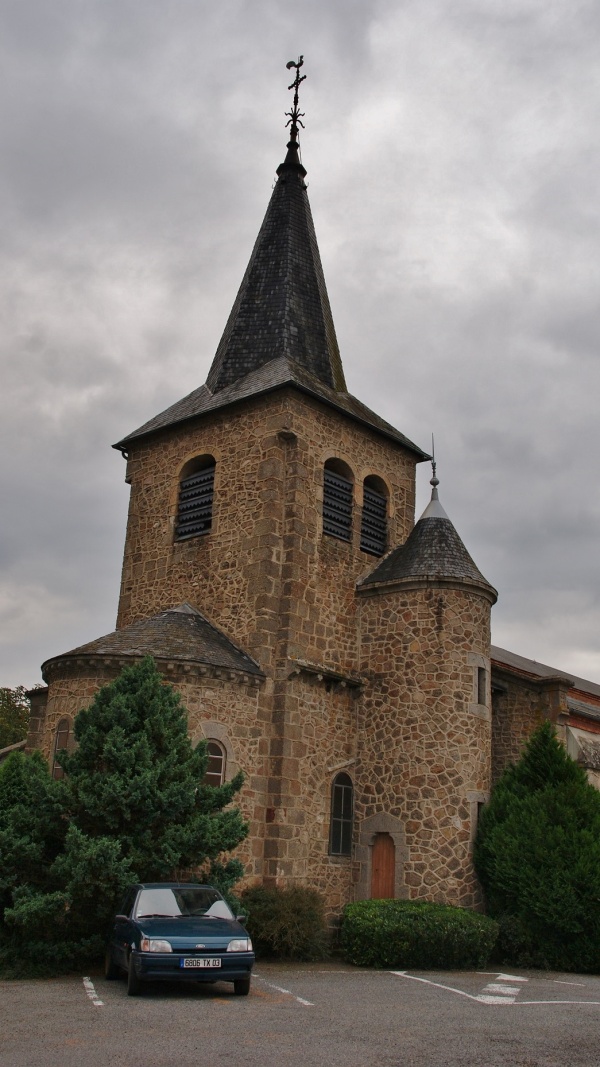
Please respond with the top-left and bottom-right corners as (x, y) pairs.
(2, 961), (600, 1067)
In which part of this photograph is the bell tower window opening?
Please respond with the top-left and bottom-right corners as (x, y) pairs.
(329, 772), (354, 856)
(175, 456), (216, 541)
(360, 476), (388, 556)
(323, 460), (353, 543)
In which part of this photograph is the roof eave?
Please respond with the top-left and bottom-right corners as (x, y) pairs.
(357, 573), (498, 604)
(113, 378), (429, 461)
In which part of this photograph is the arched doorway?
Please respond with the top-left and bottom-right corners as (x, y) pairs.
(371, 832), (395, 899)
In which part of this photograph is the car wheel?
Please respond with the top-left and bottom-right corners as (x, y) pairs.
(127, 954), (142, 996)
(104, 947), (120, 980)
(233, 978), (250, 996)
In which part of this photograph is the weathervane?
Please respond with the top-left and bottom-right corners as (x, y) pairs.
(285, 56), (306, 143)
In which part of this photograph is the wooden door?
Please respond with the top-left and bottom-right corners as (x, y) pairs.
(371, 832), (395, 899)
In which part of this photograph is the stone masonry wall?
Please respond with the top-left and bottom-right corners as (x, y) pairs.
(356, 583), (493, 908)
(117, 388), (417, 678)
(490, 668), (570, 785)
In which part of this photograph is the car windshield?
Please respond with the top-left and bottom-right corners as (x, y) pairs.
(134, 886), (234, 920)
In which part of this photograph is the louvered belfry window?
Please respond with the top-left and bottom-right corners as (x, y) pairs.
(360, 480), (387, 556)
(323, 464), (353, 542)
(176, 459), (216, 540)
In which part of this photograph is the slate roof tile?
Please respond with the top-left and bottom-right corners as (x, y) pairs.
(42, 604), (264, 679)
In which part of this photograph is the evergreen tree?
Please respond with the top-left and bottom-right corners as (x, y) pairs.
(0, 658), (248, 974)
(475, 721), (600, 972)
(0, 686), (30, 748)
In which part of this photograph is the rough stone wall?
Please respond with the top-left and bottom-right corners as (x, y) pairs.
(490, 669), (570, 785)
(25, 686), (49, 753)
(116, 388), (417, 676)
(260, 671), (358, 914)
(114, 386), (419, 911)
(491, 673), (541, 784)
(356, 584), (493, 908)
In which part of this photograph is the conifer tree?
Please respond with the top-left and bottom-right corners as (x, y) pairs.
(475, 721), (600, 972)
(60, 656), (248, 880)
(0, 658), (248, 973)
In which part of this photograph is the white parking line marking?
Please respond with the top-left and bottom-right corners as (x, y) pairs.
(392, 971), (481, 1001)
(392, 972), (600, 1007)
(483, 984), (522, 995)
(478, 972), (528, 982)
(555, 980), (586, 987)
(255, 977), (314, 1006)
(82, 977), (104, 1007)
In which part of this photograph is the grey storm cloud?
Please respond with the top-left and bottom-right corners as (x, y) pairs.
(1, 0), (600, 688)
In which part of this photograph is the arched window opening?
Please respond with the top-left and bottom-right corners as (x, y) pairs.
(175, 455), (216, 540)
(52, 718), (71, 780)
(329, 772), (353, 856)
(360, 476), (388, 556)
(203, 740), (226, 787)
(323, 460), (353, 543)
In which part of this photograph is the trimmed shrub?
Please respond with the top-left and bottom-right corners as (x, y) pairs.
(341, 899), (499, 969)
(475, 721), (600, 973)
(240, 885), (329, 961)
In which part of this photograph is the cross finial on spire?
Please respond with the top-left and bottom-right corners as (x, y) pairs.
(285, 56), (306, 144)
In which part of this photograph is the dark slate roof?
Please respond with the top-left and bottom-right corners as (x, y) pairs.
(41, 604), (264, 678)
(206, 143), (345, 394)
(113, 138), (428, 461)
(491, 645), (600, 699)
(115, 354), (428, 457)
(358, 491), (497, 598)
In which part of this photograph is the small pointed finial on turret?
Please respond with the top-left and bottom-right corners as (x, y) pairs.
(430, 434), (439, 498)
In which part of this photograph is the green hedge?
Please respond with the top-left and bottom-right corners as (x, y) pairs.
(341, 899), (499, 969)
(240, 885), (329, 961)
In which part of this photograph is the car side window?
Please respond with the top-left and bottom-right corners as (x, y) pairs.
(120, 889), (138, 917)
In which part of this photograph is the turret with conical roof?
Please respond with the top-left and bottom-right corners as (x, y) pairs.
(355, 465), (496, 909)
(358, 470), (497, 603)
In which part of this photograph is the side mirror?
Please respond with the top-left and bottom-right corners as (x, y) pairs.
(236, 914), (248, 923)
(114, 914), (129, 922)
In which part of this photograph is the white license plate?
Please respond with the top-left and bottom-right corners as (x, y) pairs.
(181, 957), (221, 969)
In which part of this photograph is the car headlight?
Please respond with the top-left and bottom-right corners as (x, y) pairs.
(227, 938), (252, 952)
(140, 938), (172, 952)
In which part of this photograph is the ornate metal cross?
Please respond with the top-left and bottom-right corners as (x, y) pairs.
(285, 55), (306, 140)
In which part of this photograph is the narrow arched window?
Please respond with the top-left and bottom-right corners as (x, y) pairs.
(329, 772), (353, 856)
(203, 740), (226, 786)
(52, 718), (71, 780)
(175, 455), (216, 540)
(323, 460), (353, 543)
(360, 476), (388, 556)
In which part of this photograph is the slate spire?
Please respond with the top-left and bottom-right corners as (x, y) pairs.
(206, 58), (346, 395)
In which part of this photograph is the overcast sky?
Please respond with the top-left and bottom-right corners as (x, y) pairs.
(1, 0), (599, 690)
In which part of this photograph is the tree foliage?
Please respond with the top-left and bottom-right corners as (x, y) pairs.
(475, 721), (600, 972)
(0, 658), (248, 974)
(0, 687), (30, 749)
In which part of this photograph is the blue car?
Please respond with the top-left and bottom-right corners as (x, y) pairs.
(105, 882), (255, 996)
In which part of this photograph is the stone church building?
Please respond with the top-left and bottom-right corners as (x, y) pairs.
(24, 82), (600, 915)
